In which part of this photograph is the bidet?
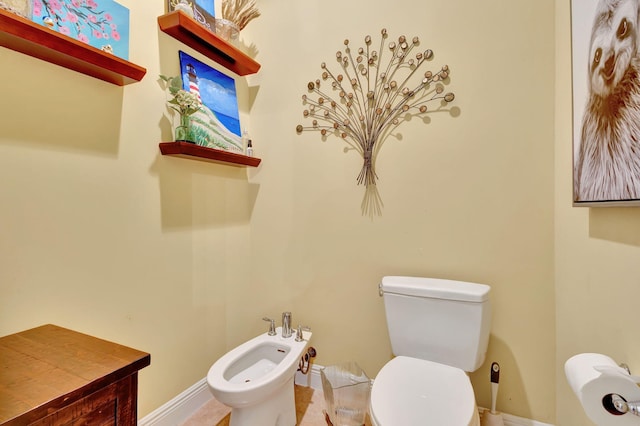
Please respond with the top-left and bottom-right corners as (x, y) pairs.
(207, 325), (312, 426)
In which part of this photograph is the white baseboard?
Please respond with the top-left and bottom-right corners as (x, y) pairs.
(294, 363), (323, 389)
(138, 378), (213, 426)
(477, 407), (554, 426)
(140, 364), (554, 426)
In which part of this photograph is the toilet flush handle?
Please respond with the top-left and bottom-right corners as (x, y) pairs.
(262, 317), (276, 336)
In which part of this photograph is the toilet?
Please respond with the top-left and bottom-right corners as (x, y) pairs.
(206, 326), (311, 426)
(371, 276), (491, 426)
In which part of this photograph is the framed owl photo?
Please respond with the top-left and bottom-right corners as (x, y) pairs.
(571, 0), (640, 206)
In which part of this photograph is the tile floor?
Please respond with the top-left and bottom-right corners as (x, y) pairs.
(180, 385), (372, 426)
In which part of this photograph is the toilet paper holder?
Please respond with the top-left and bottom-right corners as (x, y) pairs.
(601, 363), (640, 418)
(565, 354), (640, 424)
(606, 393), (640, 417)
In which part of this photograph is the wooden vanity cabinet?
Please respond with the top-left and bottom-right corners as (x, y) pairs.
(0, 324), (150, 426)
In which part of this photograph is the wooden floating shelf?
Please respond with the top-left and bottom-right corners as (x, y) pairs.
(159, 142), (261, 167)
(0, 9), (146, 85)
(158, 11), (260, 76)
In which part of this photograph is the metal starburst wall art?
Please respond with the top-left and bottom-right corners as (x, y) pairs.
(296, 29), (456, 217)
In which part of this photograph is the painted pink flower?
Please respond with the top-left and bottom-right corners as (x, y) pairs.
(71, 0), (80, 7)
(110, 23), (117, 30)
(78, 33), (89, 43)
(50, 0), (62, 10)
(93, 29), (102, 38)
(104, 13), (112, 21)
(66, 12), (78, 23)
(87, 0), (97, 8)
(102, 32), (109, 40)
(59, 26), (70, 35)
(111, 30), (120, 41)
(88, 15), (97, 23)
(33, 6), (41, 16)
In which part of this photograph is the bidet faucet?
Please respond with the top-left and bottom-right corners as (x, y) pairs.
(282, 312), (292, 338)
(295, 325), (311, 342)
(262, 317), (276, 336)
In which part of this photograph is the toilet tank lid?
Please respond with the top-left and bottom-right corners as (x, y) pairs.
(381, 276), (490, 302)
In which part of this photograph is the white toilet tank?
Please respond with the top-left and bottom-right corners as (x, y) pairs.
(380, 276), (491, 372)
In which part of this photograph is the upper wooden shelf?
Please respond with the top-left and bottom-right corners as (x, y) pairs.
(0, 9), (146, 85)
(158, 11), (260, 76)
(159, 142), (261, 167)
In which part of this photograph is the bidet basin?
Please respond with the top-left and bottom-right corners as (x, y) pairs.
(224, 342), (289, 384)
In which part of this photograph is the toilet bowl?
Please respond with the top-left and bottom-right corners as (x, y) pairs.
(370, 356), (480, 426)
(206, 327), (311, 426)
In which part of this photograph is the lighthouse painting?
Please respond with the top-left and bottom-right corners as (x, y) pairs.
(178, 51), (243, 152)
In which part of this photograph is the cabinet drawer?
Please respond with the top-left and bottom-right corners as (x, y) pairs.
(30, 382), (118, 426)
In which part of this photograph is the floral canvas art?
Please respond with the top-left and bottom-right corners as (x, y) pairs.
(31, 0), (130, 59)
(177, 50), (242, 152)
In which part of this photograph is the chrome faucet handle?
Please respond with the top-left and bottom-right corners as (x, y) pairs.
(282, 312), (292, 338)
(262, 317), (276, 336)
(295, 325), (311, 342)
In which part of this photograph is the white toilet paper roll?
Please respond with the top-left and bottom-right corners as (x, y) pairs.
(565, 353), (640, 426)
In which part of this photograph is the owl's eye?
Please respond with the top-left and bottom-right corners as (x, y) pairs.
(617, 18), (629, 39)
(594, 48), (602, 65)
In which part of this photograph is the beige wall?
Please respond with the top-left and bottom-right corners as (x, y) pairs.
(0, 0), (557, 423)
(555, 1), (640, 425)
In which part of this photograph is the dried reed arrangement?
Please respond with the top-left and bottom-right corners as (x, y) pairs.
(221, 0), (260, 31)
(296, 29), (456, 217)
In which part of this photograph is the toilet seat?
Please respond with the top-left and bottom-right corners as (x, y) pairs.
(370, 356), (480, 426)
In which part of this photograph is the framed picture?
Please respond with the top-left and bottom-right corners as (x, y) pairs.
(571, 0), (640, 206)
(167, 0), (215, 32)
(31, 0), (130, 59)
(178, 50), (243, 152)
(193, 0), (215, 31)
(1, 0), (31, 18)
